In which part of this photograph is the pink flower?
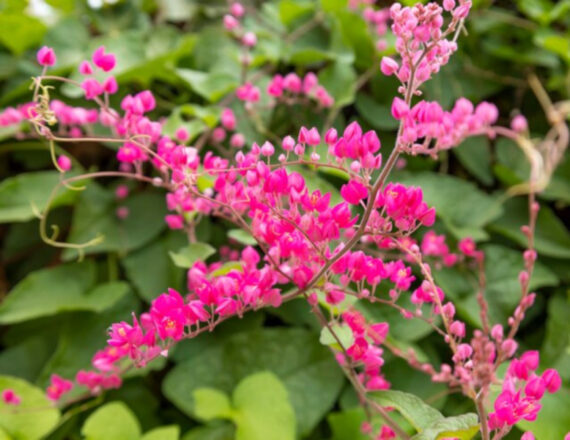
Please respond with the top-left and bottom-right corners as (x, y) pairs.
(92, 46), (116, 72)
(230, 2), (245, 17)
(176, 127), (189, 142)
(521, 433), (535, 440)
(102, 76), (118, 94)
(341, 180), (368, 205)
(230, 133), (245, 148)
(1, 389), (21, 405)
(224, 14), (239, 31)
(46, 375), (73, 401)
(81, 78), (103, 100)
(79, 60), (93, 75)
(221, 108), (236, 130)
(37, 46), (56, 66)
(165, 214), (184, 229)
(57, 155), (72, 172)
(391, 97), (409, 120)
(541, 369), (561, 393)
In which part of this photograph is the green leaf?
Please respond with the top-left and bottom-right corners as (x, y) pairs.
(232, 372), (296, 440)
(142, 426), (180, 440)
(63, 185), (167, 259)
(182, 423), (234, 440)
(411, 414), (479, 440)
(163, 328), (344, 436)
(0, 262), (128, 324)
(355, 93), (399, 131)
(395, 171), (504, 240)
(227, 229), (257, 246)
(328, 408), (368, 440)
(541, 294), (570, 381)
(371, 390), (443, 431)
(319, 322), (354, 350)
(82, 402), (141, 440)
(318, 61), (357, 108)
(488, 197), (570, 259)
(453, 136), (494, 186)
(0, 14), (47, 54)
(169, 242), (216, 268)
(123, 232), (186, 302)
(0, 376), (60, 440)
(0, 171), (79, 223)
(320, 0), (348, 12)
(176, 69), (239, 103)
(194, 389), (233, 421)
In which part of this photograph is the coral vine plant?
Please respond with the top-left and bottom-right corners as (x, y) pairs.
(1, 1), (568, 440)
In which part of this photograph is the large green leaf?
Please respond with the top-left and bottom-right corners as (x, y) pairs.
(454, 136), (494, 186)
(141, 426), (180, 440)
(176, 69), (239, 103)
(63, 185), (167, 259)
(371, 390), (443, 432)
(411, 414), (479, 440)
(395, 171), (504, 240)
(0, 171), (79, 223)
(488, 197), (570, 259)
(169, 242), (216, 269)
(0, 376), (60, 440)
(82, 402), (141, 440)
(163, 328), (344, 436)
(231, 372), (296, 440)
(0, 13), (47, 54)
(0, 262), (128, 324)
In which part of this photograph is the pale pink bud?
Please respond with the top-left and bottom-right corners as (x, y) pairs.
(230, 2), (245, 17)
(380, 57), (399, 76)
(230, 133), (245, 148)
(212, 127), (226, 143)
(453, 4), (471, 19)
(223, 14), (239, 30)
(306, 127), (321, 146)
(221, 108), (236, 130)
(260, 141), (275, 157)
(324, 128), (338, 145)
(116, 206), (129, 220)
(449, 320), (465, 338)
(443, 0), (455, 11)
(242, 32), (257, 47)
(391, 97), (409, 120)
(442, 302), (455, 318)
(57, 155), (72, 172)
(521, 432), (536, 440)
(282, 135), (295, 151)
(456, 343), (473, 360)
(511, 115), (528, 132)
(491, 324), (503, 340)
(501, 339), (518, 357)
(37, 46), (56, 67)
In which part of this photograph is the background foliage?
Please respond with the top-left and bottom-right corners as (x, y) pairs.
(0, 0), (569, 439)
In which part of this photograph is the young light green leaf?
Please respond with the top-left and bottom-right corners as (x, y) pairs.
(0, 376), (60, 440)
(141, 425), (180, 440)
(82, 402), (141, 440)
(411, 413), (479, 440)
(227, 229), (257, 246)
(169, 242), (216, 268)
(231, 372), (296, 440)
(371, 390), (443, 432)
(193, 388), (233, 421)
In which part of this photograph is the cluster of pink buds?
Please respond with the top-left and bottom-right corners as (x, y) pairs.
(267, 72), (334, 108)
(489, 351), (561, 431)
(223, 2), (257, 60)
(46, 374), (73, 401)
(390, 97), (499, 156)
(79, 46), (118, 100)
(327, 121), (382, 170)
(381, 1), (471, 94)
(339, 310), (390, 391)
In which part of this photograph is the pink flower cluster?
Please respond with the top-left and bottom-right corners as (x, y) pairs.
(1, 389), (21, 406)
(381, 1), (470, 92)
(488, 351), (561, 430)
(363, 7), (391, 51)
(267, 72), (334, 108)
(79, 46), (118, 100)
(391, 97), (499, 155)
(340, 310), (390, 391)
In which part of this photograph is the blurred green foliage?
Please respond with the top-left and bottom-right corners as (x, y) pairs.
(0, 1), (569, 439)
